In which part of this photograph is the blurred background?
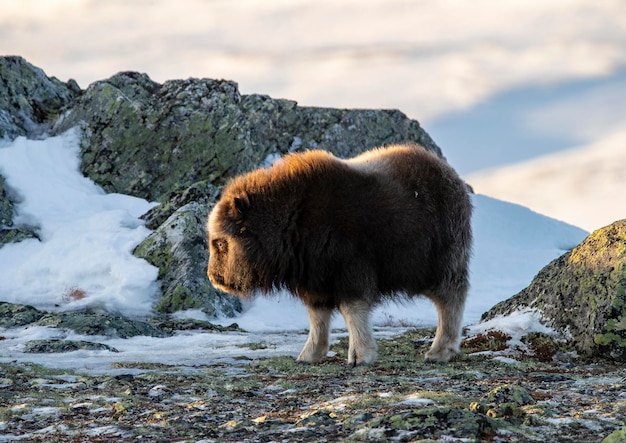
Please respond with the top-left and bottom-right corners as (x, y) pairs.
(1, 0), (625, 231)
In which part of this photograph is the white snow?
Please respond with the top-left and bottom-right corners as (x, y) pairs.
(467, 308), (559, 348)
(0, 130), (588, 372)
(0, 129), (159, 316)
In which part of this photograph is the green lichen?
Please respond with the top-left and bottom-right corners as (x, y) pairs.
(0, 302), (44, 327)
(594, 332), (626, 347)
(156, 284), (197, 313)
(481, 220), (626, 362)
(23, 339), (119, 353)
(602, 426), (626, 443)
(484, 385), (535, 407)
(134, 239), (173, 280)
(368, 407), (497, 441)
(134, 202), (242, 317)
(593, 265), (626, 359)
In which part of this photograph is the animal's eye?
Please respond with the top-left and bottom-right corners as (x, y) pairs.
(213, 239), (228, 254)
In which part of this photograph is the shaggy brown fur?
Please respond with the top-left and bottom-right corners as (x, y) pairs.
(207, 144), (472, 365)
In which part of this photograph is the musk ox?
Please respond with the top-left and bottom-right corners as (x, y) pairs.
(207, 144), (472, 366)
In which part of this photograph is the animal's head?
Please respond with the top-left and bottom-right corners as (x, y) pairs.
(206, 182), (299, 296)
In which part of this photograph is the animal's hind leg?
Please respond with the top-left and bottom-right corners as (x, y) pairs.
(297, 305), (333, 363)
(338, 299), (378, 366)
(425, 284), (467, 363)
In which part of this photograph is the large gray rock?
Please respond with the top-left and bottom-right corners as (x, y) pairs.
(0, 56), (80, 140)
(134, 201), (242, 317)
(0, 56), (79, 246)
(52, 72), (441, 202)
(482, 220), (626, 362)
(0, 302), (44, 328)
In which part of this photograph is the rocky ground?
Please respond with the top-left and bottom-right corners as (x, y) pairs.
(1, 328), (625, 442)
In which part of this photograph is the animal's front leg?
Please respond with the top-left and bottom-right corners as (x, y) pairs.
(297, 305), (333, 363)
(339, 299), (378, 366)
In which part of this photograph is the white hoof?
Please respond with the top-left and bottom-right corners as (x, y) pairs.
(347, 343), (379, 366)
(424, 346), (458, 363)
(296, 344), (329, 364)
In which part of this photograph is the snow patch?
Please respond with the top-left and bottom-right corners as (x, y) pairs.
(467, 308), (557, 348)
(0, 129), (159, 316)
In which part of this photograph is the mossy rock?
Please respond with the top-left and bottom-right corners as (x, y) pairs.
(147, 315), (241, 334)
(483, 384), (535, 407)
(602, 426), (626, 443)
(52, 71), (441, 203)
(23, 339), (118, 353)
(0, 176), (13, 228)
(0, 302), (44, 328)
(35, 311), (166, 338)
(0, 227), (40, 245)
(365, 407), (497, 441)
(134, 201), (242, 317)
(482, 219), (626, 361)
(0, 56), (79, 248)
(0, 55), (80, 140)
(140, 180), (221, 230)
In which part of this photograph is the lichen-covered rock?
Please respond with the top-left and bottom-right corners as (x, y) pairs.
(0, 56), (80, 140)
(602, 426), (626, 443)
(140, 180), (221, 230)
(0, 56), (78, 247)
(134, 201), (242, 317)
(0, 228), (40, 245)
(358, 407), (496, 441)
(23, 339), (118, 353)
(147, 315), (241, 334)
(0, 177), (12, 227)
(483, 384), (535, 407)
(0, 170), (40, 246)
(0, 302), (44, 328)
(52, 71), (441, 203)
(482, 219), (626, 361)
(471, 384), (535, 421)
(35, 311), (166, 338)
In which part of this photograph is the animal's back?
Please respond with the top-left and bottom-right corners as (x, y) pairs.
(345, 144), (472, 297)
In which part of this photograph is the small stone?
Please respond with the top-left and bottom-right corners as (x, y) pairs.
(484, 384), (535, 407)
(148, 385), (169, 398)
